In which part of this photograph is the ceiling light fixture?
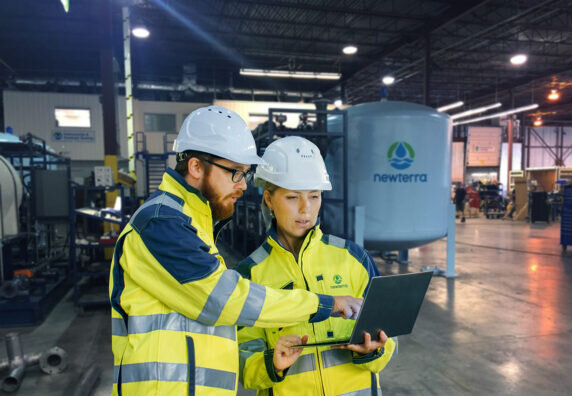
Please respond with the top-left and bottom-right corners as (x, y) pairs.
(342, 45), (358, 55)
(547, 89), (560, 101)
(510, 54), (527, 65)
(334, 99), (343, 106)
(239, 68), (341, 80)
(453, 104), (539, 126)
(437, 101), (464, 112)
(132, 27), (150, 38)
(533, 117), (543, 127)
(382, 75), (395, 85)
(450, 102), (502, 120)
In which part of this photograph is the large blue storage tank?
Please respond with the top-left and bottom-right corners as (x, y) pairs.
(323, 100), (452, 250)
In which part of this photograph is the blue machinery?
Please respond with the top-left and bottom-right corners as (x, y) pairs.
(0, 134), (73, 326)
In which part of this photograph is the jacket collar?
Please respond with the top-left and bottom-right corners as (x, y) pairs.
(267, 218), (323, 255)
(160, 168), (232, 242)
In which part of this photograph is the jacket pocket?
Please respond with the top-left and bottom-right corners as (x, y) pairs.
(187, 336), (195, 396)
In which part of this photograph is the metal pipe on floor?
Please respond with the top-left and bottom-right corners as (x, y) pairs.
(71, 364), (101, 396)
(2, 333), (25, 393)
(0, 334), (68, 392)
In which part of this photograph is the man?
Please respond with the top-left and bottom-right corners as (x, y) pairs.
(109, 105), (362, 396)
(454, 183), (467, 223)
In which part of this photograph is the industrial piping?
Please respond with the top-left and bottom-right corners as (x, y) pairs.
(0, 333), (68, 392)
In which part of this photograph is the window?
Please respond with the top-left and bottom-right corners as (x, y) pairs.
(55, 108), (91, 128)
(144, 113), (176, 133)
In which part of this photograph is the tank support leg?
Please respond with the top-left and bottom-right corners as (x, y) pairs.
(354, 206), (365, 247)
(398, 250), (410, 264)
(446, 203), (458, 278)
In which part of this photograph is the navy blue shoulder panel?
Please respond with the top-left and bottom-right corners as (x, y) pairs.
(346, 239), (380, 278)
(130, 191), (189, 233)
(139, 216), (220, 284)
(131, 190), (219, 284)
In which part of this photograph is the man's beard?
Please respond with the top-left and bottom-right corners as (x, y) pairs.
(202, 178), (243, 221)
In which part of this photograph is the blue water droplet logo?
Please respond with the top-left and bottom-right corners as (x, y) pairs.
(395, 143), (407, 158)
(387, 142), (415, 170)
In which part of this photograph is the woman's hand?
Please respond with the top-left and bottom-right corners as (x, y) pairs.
(273, 334), (309, 372)
(333, 330), (387, 355)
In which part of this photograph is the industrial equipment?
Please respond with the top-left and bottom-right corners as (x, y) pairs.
(0, 133), (73, 326)
(324, 100), (452, 250)
(0, 332), (68, 392)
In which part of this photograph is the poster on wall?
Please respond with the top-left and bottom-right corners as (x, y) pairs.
(451, 141), (465, 183)
(52, 129), (95, 143)
(467, 126), (502, 166)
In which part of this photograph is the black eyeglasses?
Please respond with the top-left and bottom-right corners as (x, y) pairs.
(201, 158), (254, 183)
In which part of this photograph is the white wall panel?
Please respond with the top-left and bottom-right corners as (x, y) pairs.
(500, 143), (522, 195)
(133, 100), (207, 154)
(3, 90), (105, 160)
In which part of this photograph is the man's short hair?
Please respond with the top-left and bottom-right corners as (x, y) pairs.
(175, 150), (222, 177)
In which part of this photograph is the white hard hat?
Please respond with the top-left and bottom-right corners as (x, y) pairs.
(173, 105), (264, 165)
(255, 136), (332, 191)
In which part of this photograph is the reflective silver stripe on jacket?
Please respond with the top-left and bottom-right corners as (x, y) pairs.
(118, 362), (187, 383)
(111, 313), (236, 340)
(321, 349), (352, 369)
(197, 270), (241, 325)
(236, 282), (266, 326)
(327, 234), (346, 249)
(196, 366), (236, 390)
(129, 193), (184, 226)
(249, 244), (270, 264)
(114, 363), (236, 390)
(288, 353), (316, 375)
(337, 388), (382, 396)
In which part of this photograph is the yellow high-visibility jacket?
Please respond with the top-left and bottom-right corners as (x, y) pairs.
(237, 225), (397, 396)
(109, 168), (334, 396)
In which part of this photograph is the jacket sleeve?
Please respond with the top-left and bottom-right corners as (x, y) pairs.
(347, 241), (397, 373)
(118, 217), (333, 328)
(238, 326), (284, 390)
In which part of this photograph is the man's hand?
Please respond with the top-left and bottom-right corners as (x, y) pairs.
(273, 334), (309, 372)
(332, 296), (363, 319)
(333, 330), (388, 355)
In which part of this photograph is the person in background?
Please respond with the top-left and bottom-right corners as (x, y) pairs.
(507, 188), (517, 219)
(237, 136), (396, 396)
(109, 106), (362, 396)
(454, 183), (467, 223)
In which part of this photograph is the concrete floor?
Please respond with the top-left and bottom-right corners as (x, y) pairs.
(1, 217), (571, 395)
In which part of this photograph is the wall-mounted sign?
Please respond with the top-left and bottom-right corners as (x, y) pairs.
(52, 130), (95, 143)
(467, 127), (501, 166)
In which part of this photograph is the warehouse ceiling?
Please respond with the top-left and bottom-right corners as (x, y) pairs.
(1, 0), (572, 122)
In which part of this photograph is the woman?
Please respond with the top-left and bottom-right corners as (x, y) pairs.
(237, 136), (396, 396)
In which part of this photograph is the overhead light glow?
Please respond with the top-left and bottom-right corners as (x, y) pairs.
(450, 102), (502, 120)
(382, 75), (395, 85)
(437, 101), (464, 112)
(510, 54), (528, 65)
(334, 99), (343, 106)
(132, 27), (150, 38)
(240, 68), (341, 80)
(548, 89), (560, 101)
(342, 46), (358, 55)
(533, 118), (543, 127)
(453, 104), (539, 126)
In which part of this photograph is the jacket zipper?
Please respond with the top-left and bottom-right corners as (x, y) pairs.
(297, 231), (326, 396)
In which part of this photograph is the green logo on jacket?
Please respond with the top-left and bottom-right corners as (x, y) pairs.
(333, 274), (342, 284)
